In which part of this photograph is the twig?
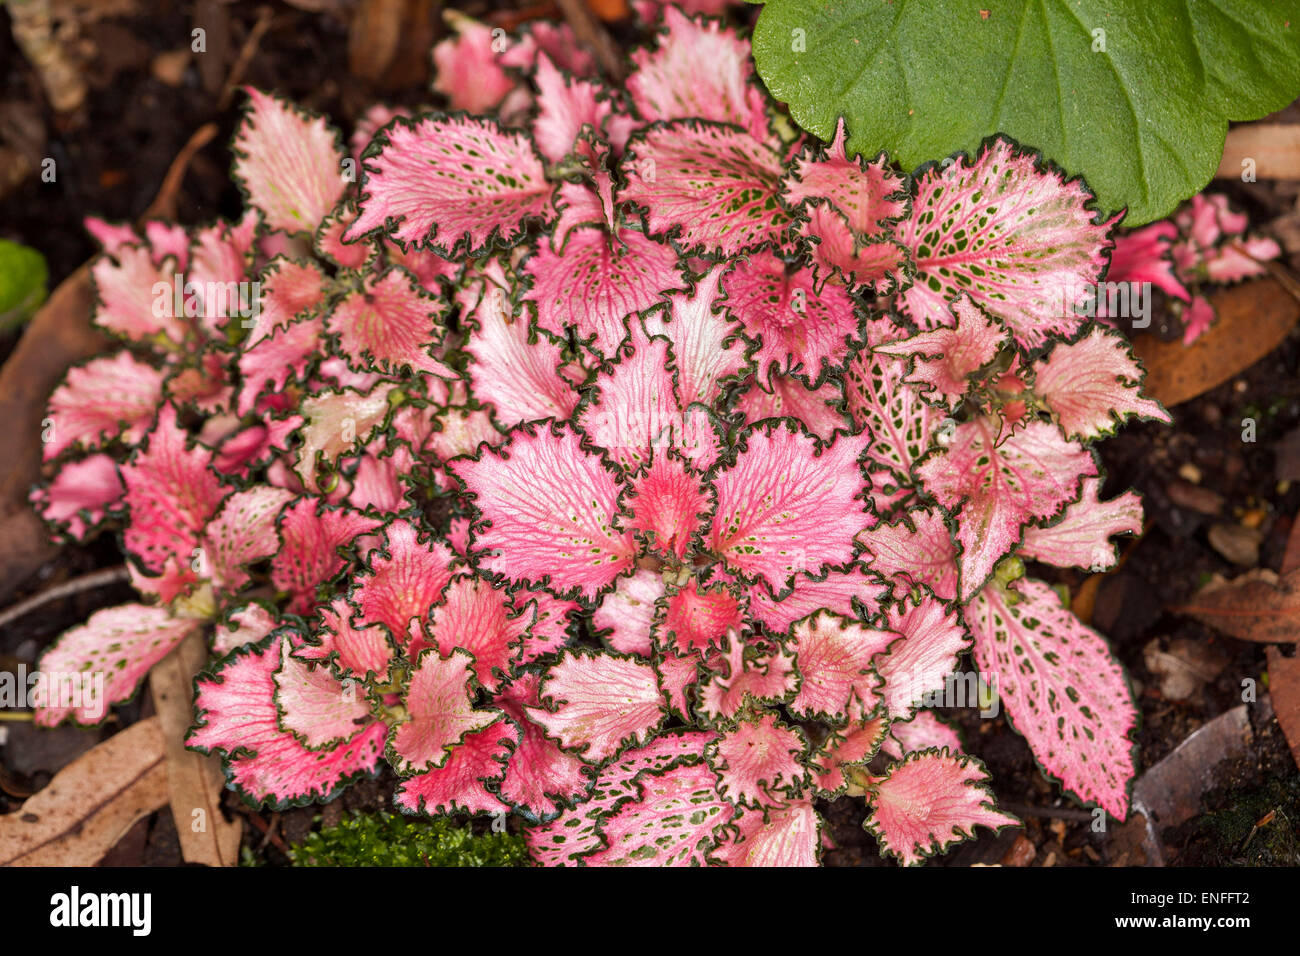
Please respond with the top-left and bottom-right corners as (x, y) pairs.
(217, 6), (275, 112)
(141, 123), (221, 222)
(1000, 802), (1097, 822)
(554, 0), (624, 81)
(240, 807), (290, 856)
(0, 565), (128, 633)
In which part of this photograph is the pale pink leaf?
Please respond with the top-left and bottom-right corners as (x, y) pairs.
(353, 518), (457, 643)
(493, 674), (590, 817)
(326, 267), (456, 379)
(295, 597), (395, 681)
(419, 575), (530, 693)
(642, 263), (749, 408)
(859, 509), (958, 603)
(32, 453), (124, 541)
(1019, 477), (1143, 572)
(874, 295), (1008, 407)
(797, 203), (911, 294)
(877, 594), (971, 717)
(585, 762), (731, 866)
(390, 647), (500, 773)
(432, 11), (517, 114)
(708, 712), (807, 808)
(697, 638), (796, 720)
(526, 651), (666, 762)
(213, 603), (278, 657)
(273, 635), (372, 749)
(592, 567), (664, 656)
(788, 611), (898, 719)
(781, 118), (908, 238)
(734, 373), (851, 440)
(294, 383), (396, 491)
(748, 566), (888, 637)
(91, 245), (186, 347)
(532, 53), (613, 164)
(884, 711), (964, 759)
(201, 486), (294, 592)
(714, 800), (821, 867)
(394, 720), (517, 816)
(43, 352), (164, 461)
(270, 499), (384, 614)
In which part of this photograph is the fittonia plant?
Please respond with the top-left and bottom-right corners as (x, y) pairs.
(30, 6), (1173, 866)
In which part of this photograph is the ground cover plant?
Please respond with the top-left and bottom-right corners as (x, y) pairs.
(26, 4), (1176, 866)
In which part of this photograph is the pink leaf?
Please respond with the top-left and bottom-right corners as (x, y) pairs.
(625, 454), (711, 560)
(525, 227), (682, 358)
(395, 720), (516, 817)
(620, 122), (789, 257)
(714, 799), (822, 866)
(1019, 477), (1143, 571)
(353, 518), (457, 643)
(494, 674), (591, 817)
(121, 404), (224, 574)
(347, 115), (553, 256)
(513, 590), (580, 664)
(812, 713), (888, 794)
(797, 204), (911, 294)
(874, 295), (1008, 407)
(967, 578), (1137, 817)
(419, 575), (530, 692)
(451, 424), (637, 601)
(91, 245), (187, 348)
(627, 7), (770, 143)
(244, 258), (329, 348)
(188, 636), (385, 807)
(708, 712), (807, 808)
(585, 762), (732, 866)
(432, 11), (517, 114)
(782, 119), (908, 238)
(526, 651), (666, 762)
(885, 711), (963, 759)
(34, 605), (198, 726)
(895, 138), (1117, 349)
(866, 749), (1018, 866)
(747, 565), (887, 637)
(697, 638), (796, 720)
(657, 578), (744, 658)
(294, 383), (396, 491)
(1032, 326), (1171, 441)
(390, 648), (500, 773)
(532, 54), (614, 164)
(296, 597), (395, 681)
(237, 313), (324, 416)
(709, 423), (870, 591)
(1107, 221), (1188, 301)
(859, 509), (958, 602)
(723, 250), (861, 384)
(32, 453), (124, 541)
(592, 568), (664, 656)
(270, 499), (383, 615)
(213, 602), (278, 657)
(273, 635), (372, 749)
(734, 373), (851, 440)
(916, 418), (1095, 600)
(877, 593), (970, 717)
(326, 268), (456, 379)
(642, 263), (749, 407)
(43, 352), (164, 461)
(788, 611), (898, 719)
(234, 88), (347, 235)
(202, 487), (294, 592)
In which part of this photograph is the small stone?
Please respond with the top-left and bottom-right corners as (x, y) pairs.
(1208, 522), (1262, 566)
(1177, 462), (1203, 484)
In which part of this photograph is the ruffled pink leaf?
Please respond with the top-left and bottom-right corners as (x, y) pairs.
(593, 568), (664, 656)
(697, 638), (796, 720)
(577, 327), (721, 472)
(32, 453), (124, 541)
(884, 711), (964, 759)
(723, 250), (860, 384)
(273, 636), (372, 749)
(625, 454), (710, 559)
(390, 648), (500, 773)
(188, 636), (385, 806)
(657, 578), (744, 658)
(1107, 221), (1188, 300)
(967, 578), (1137, 818)
(655, 652), (699, 720)
(526, 731), (715, 865)
(1032, 326), (1171, 440)
(394, 720), (516, 816)
(121, 404), (224, 574)
(271, 499), (383, 614)
(91, 245), (187, 348)
(1181, 294), (1217, 344)
(462, 270), (581, 429)
(353, 518), (457, 643)
(916, 418), (1095, 600)
(782, 119), (908, 238)
(714, 799), (821, 867)
(513, 590), (580, 664)
(234, 88), (347, 235)
(748, 566), (888, 637)
(432, 11), (517, 114)
(867, 749), (1018, 865)
(895, 138), (1116, 349)
(620, 122), (789, 257)
(34, 605), (199, 726)
(245, 259), (329, 347)
(585, 762), (732, 866)
(201, 487), (294, 592)
(501, 20), (595, 76)
(295, 597), (395, 681)
(294, 383), (396, 491)
(494, 674), (590, 817)
(798, 203), (911, 294)
(874, 295), (1008, 407)
(532, 54), (613, 164)
(877, 594), (970, 718)
(417, 575), (529, 692)
(526, 651), (666, 762)
(347, 116), (553, 256)
(789, 611), (898, 719)
(451, 424), (637, 600)
(326, 267), (455, 378)
(812, 713), (888, 794)
(859, 509), (958, 603)
(1020, 477), (1143, 571)
(643, 263), (749, 408)
(734, 373), (851, 440)
(43, 352), (164, 461)
(213, 603), (278, 657)
(525, 226), (682, 358)
(237, 313), (324, 416)
(627, 7), (769, 143)
(708, 712), (806, 808)
(709, 423), (870, 591)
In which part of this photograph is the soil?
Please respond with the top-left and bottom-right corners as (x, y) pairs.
(1, 0), (1298, 867)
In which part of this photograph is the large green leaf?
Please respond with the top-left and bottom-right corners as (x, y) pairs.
(749, 0), (1300, 224)
(0, 238), (48, 330)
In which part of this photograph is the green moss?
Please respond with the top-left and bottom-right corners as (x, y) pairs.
(1177, 775), (1300, 866)
(285, 812), (531, 867)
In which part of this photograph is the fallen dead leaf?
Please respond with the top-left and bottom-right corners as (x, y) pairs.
(1216, 123), (1300, 181)
(1143, 636), (1229, 701)
(1133, 278), (1300, 408)
(1266, 647), (1300, 768)
(1172, 569), (1300, 644)
(150, 630), (241, 866)
(0, 716), (167, 866)
(1207, 523), (1262, 567)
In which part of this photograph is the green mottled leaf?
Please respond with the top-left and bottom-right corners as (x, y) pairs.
(750, 0), (1300, 223)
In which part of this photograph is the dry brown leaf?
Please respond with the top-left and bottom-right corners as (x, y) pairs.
(1216, 123), (1300, 181)
(150, 631), (242, 867)
(1265, 646), (1300, 767)
(1172, 568), (1300, 644)
(1132, 278), (1300, 408)
(0, 716), (167, 866)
